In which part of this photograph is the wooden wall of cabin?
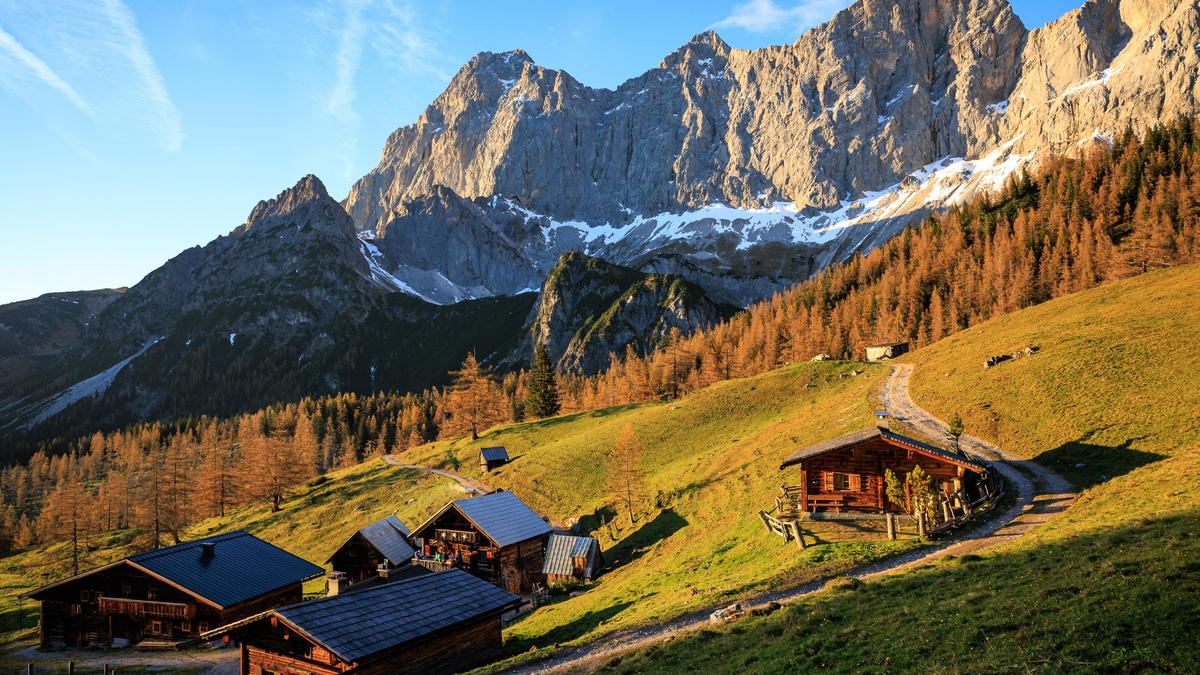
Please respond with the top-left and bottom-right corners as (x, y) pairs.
(242, 619), (349, 675)
(499, 537), (546, 594)
(329, 533), (388, 583)
(798, 439), (977, 514)
(415, 510), (502, 584)
(32, 565), (222, 649)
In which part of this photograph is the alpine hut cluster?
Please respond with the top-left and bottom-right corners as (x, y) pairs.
(21, 434), (614, 674)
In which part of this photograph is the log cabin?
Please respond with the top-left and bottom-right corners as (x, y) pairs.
(20, 531), (322, 649)
(777, 427), (993, 517)
(479, 446), (510, 472)
(541, 534), (602, 583)
(214, 569), (521, 675)
(325, 514), (416, 588)
(410, 490), (551, 594)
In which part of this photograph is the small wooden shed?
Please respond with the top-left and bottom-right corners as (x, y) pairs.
(216, 569), (522, 675)
(326, 514), (416, 588)
(541, 534), (603, 583)
(479, 446), (510, 472)
(865, 342), (909, 361)
(410, 490), (551, 594)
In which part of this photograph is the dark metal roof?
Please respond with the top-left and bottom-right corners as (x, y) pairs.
(452, 491), (551, 548)
(542, 535), (601, 578)
(867, 341), (909, 349)
(126, 531), (323, 609)
(480, 446), (509, 462)
(335, 514), (414, 566)
(274, 569), (520, 662)
(780, 428), (986, 473)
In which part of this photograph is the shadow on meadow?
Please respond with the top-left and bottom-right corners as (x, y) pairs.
(601, 508), (1200, 674)
(604, 509), (689, 571)
(1032, 436), (1166, 489)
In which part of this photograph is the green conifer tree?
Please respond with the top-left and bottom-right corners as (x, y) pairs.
(526, 341), (561, 419)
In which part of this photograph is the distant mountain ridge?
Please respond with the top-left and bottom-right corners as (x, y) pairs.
(344, 0), (1199, 305)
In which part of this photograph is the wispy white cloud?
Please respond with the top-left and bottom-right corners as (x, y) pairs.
(318, 0), (452, 179)
(0, 0), (183, 151)
(0, 24), (94, 116)
(100, 0), (184, 151)
(714, 0), (847, 34)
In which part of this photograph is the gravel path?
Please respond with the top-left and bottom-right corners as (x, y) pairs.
(382, 455), (492, 495)
(505, 364), (1076, 674)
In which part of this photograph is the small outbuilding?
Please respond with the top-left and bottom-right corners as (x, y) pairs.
(479, 446), (510, 472)
(21, 531), (322, 649)
(216, 569), (522, 675)
(411, 490), (551, 594)
(325, 514), (416, 589)
(865, 342), (909, 361)
(542, 534), (603, 583)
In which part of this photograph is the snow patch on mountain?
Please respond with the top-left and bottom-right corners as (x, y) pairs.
(17, 337), (163, 429)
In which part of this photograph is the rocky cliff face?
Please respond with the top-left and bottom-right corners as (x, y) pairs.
(0, 289), (124, 395)
(345, 0), (1197, 306)
(522, 253), (735, 374)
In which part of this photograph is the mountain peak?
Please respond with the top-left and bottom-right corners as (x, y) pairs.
(238, 174), (347, 235)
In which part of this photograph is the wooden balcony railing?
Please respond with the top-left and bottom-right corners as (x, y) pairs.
(412, 558), (454, 573)
(98, 596), (196, 619)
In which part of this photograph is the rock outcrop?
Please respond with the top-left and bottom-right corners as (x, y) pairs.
(522, 253), (735, 374)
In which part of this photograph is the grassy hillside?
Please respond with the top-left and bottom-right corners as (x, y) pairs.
(3, 359), (918, 663)
(400, 361), (921, 654)
(602, 264), (1200, 673)
(0, 461), (464, 646)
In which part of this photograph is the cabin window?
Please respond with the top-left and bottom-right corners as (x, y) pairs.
(70, 604), (82, 616)
(122, 581), (132, 596)
(80, 590), (89, 602)
(198, 621), (209, 633)
(180, 620), (191, 633)
(310, 646), (331, 664)
(833, 473), (851, 491)
(150, 620), (163, 635)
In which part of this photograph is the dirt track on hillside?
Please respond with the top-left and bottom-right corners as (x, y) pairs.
(505, 364), (1076, 674)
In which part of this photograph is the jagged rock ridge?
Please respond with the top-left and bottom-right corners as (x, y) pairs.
(345, 0), (1198, 306)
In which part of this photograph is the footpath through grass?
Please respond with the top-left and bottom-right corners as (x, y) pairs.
(0, 460), (462, 646)
(402, 361), (924, 656)
(602, 265), (1200, 673)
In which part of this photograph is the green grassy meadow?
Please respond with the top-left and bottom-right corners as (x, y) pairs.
(602, 264), (1200, 673)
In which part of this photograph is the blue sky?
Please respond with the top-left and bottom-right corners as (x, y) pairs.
(0, 0), (1079, 303)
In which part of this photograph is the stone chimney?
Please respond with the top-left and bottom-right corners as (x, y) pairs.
(875, 411), (890, 429)
(377, 563), (391, 580)
(326, 571), (347, 597)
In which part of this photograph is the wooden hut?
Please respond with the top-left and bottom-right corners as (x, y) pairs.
(865, 342), (909, 361)
(214, 569), (521, 675)
(479, 446), (510, 472)
(775, 428), (993, 518)
(410, 490), (551, 594)
(325, 514), (416, 588)
(20, 531), (322, 649)
(541, 534), (602, 583)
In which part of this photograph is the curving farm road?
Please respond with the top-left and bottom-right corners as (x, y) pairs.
(505, 363), (1076, 674)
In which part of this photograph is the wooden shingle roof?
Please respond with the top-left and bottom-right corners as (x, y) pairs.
(780, 427), (986, 473)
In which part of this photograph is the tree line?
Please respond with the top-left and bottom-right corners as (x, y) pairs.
(3, 117), (1198, 559)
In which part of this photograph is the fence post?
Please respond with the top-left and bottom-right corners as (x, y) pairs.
(791, 521), (807, 549)
(886, 513), (896, 540)
(68, 662), (74, 675)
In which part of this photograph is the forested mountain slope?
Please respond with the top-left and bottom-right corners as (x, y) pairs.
(601, 263), (1200, 673)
